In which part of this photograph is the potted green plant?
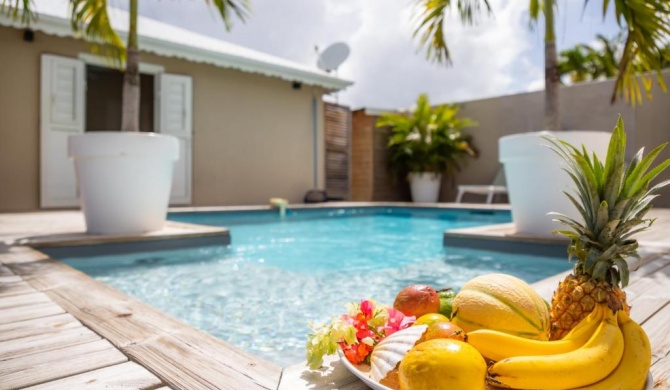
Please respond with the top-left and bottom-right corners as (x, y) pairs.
(377, 94), (477, 203)
(4, 0), (247, 234)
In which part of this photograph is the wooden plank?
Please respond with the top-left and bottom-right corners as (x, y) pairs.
(24, 361), (163, 390)
(0, 339), (127, 390)
(651, 355), (670, 390)
(0, 275), (22, 284)
(0, 313), (81, 342)
(278, 355), (367, 390)
(0, 325), (100, 361)
(122, 331), (280, 390)
(627, 263), (670, 324)
(0, 291), (53, 310)
(6, 255), (282, 390)
(0, 280), (35, 298)
(0, 264), (14, 276)
(643, 302), (670, 367)
(0, 301), (65, 325)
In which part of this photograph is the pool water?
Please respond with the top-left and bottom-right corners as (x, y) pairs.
(60, 207), (570, 367)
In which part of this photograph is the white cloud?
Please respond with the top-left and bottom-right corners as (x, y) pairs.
(120, 0), (621, 109)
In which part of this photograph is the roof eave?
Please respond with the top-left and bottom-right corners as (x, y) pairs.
(0, 12), (353, 91)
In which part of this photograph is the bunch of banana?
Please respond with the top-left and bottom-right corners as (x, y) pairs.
(468, 304), (604, 362)
(470, 304), (651, 390)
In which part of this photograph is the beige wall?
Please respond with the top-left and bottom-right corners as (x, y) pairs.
(455, 73), (670, 206)
(0, 27), (326, 211)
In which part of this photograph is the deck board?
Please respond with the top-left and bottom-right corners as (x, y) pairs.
(23, 361), (164, 390)
(0, 264), (14, 276)
(0, 325), (101, 361)
(0, 291), (54, 310)
(627, 263), (670, 324)
(0, 313), (81, 342)
(0, 275), (22, 284)
(0, 280), (34, 298)
(0, 301), (65, 325)
(0, 339), (127, 390)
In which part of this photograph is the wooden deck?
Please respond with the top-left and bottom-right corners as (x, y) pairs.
(0, 206), (669, 389)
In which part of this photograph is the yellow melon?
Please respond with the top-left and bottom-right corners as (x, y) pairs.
(451, 273), (550, 340)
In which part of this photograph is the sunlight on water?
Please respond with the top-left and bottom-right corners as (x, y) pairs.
(62, 208), (570, 367)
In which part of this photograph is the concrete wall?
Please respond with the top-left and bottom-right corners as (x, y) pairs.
(455, 73), (670, 206)
(352, 72), (670, 206)
(0, 27), (326, 211)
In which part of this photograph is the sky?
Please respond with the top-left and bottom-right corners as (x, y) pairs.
(108, 0), (622, 110)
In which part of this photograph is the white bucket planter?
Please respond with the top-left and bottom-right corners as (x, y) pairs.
(408, 172), (442, 203)
(69, 132), (179, 235)
(499, 131), (611, 237)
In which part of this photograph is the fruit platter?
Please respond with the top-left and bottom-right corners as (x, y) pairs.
(305, 120), (667, 390)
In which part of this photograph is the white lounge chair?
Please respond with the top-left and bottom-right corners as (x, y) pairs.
(456, 168), (507, 204)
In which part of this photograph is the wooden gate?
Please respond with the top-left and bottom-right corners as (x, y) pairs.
(324, 103), (351, 200)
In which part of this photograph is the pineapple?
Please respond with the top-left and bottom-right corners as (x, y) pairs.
(546, 117), (670, 340)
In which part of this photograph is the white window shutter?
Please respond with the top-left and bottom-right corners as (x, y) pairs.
(40, 54), (85, 208)
(156, 74), (192, 205)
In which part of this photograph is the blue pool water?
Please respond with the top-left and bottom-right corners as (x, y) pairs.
(60, 207), (570, 366)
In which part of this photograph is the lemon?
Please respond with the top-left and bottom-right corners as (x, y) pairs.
(413, 313), (450, 327)
(398, 339), (486, 390)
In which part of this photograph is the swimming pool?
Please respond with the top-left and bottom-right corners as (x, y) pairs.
(56, 207), (571, 367)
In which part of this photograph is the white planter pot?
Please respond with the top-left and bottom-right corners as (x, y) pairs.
(499, 131), (611, 237)
(69, 132), (179, 235)
(408, 172), (442, 203)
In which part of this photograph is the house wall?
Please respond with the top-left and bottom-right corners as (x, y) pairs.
(352, 72), (670, 206)
(0, 27), (326, 211)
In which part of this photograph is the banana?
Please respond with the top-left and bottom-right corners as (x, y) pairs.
(487, 307), (624, 389)
(573, 310), (651, 390)
(468, 304), (604, 361)
(563, 304), (604, 340)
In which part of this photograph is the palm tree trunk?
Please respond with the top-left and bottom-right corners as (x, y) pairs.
(544, 0), (560, 131)
(121, 0), (140, 132)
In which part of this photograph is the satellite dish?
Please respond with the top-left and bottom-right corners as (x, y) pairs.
(317, 42), (350, 73)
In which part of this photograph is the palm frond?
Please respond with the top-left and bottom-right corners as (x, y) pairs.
(1, 0), (36, 25)
(70, 0), (125, 64)
(412, 0), (491, 65)
(205, 0), (250, 30)
(600, 0), (670, 104)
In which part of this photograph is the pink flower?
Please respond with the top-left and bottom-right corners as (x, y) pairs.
(360, 300), (374, 317)
(383, 308), (415, 337)
(330, 299), (417, 366)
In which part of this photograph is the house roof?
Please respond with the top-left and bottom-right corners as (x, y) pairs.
(0, 0), (353, 91)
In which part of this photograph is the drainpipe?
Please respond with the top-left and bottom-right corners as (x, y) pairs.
(312, 95), (318, 188)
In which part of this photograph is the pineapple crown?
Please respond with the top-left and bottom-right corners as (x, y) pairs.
(546, 116), (670, 288)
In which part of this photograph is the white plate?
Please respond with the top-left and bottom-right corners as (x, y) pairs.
(337, 349), (391, 390)
(338, 350), (654, 390)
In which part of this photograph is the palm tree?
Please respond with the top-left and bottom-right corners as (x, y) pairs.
(413, 0), (670, 130)
(559, 33), (670, 99)
(559, 34), (621, 83)
(2, 0), (249, 132)
(558, 45), (591, 84)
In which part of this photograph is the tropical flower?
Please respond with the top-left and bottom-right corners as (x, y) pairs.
(306, 299), (415, 369)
